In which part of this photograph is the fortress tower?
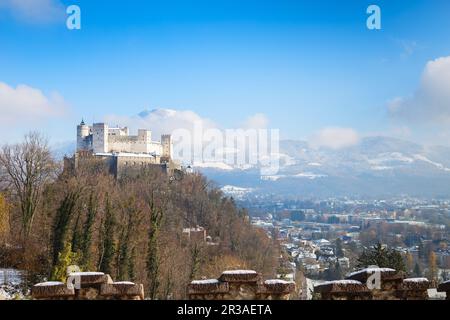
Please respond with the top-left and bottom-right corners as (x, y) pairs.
(161, 134), (173, 160)
(77, 119), (92, 151)
(92, 123), (109, 153)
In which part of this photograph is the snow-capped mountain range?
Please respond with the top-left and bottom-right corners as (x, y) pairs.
(203, 136), (450, 199)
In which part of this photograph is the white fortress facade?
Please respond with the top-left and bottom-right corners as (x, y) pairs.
(69, 120), (177, 177)
(76, 120), (172, 159)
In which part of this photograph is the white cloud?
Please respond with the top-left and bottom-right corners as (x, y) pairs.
(0, 0), (65, 23)
(309, 127), (360, 150)
(388, 56), (450, 124)
(104, 108), (217, 139)
(242, 113), (269, 129)
(0, 82), (68, 125)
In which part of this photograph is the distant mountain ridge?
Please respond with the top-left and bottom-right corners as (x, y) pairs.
(51, 135), (450, 198)
(202, 136), (450, 199)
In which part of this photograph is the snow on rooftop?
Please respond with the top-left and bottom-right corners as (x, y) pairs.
(34, 281), (65, 287)
(222, 270), (257, 275)
(347, 267), (395, 278)
(315, 280), (362, 287)
(404, 278), (429, 283)
(191, 279), (220, 285)
(113, 281), (136, 285)
(95, 152), (158, 158)
(264, 279), (295, 285)
(68, 272), (104, 277)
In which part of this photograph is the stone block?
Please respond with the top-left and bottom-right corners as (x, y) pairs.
(32, 282), (75, 300)
(218, 270), (261, 283)
(188, 279), (229, 295)
(314, 280), (372, 300)
(100, 282), (145, 300)
(68, 271), (113, 288)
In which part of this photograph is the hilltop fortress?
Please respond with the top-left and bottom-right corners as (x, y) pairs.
(65, 120), (179, 177)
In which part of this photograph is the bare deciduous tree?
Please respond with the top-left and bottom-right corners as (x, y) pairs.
(0, 132), (56, 238)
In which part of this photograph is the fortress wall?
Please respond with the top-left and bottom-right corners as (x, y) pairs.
(107, 136), (163, 154)
(32, 272), (144, 300)
(313, 268), (441, 300)
(188, 270), (296, 300)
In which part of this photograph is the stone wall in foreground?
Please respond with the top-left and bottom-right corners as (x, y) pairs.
(31, 268), (450, 300)
(188, 270), (296, 300)
(31, 272), (144, 300)
(314, 267), (449, 300)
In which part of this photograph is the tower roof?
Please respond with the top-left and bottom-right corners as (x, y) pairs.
(80, 118), (85, 126)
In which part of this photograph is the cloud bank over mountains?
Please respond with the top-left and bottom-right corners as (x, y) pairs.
(104, 108), (217, 139)
(308, 127), (360, 150)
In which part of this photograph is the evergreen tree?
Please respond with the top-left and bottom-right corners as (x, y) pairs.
(357, 243), (406, 272)
(52, 191), (80, 268)
(335, 238), (344, 258)
(146, 191), (164, 299)
(116, 196), (139, 280)
(189, 243), (202, 280)
(418, 241), (425, 260)
(98, 195), (116, 274)
(80, 193), (97, 269)
(128, 247), (137, 282)
(413, 262), (422, 277)
(51, 242), (80, 282)
(71, 212), (82, 253)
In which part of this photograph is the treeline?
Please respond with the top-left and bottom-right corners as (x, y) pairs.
(0, 132), (278, 299)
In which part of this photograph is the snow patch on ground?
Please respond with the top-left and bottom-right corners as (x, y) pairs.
(264, 279), (294, 285)
(315, 280), (362, 287)
(113, 281), (136, 285)
(193, 162), (234, 171)
(69, 272), (104, 276)
(346, 267), (395, 278)
(191, 279), (220, 285)
(222, 270), (257, 275)
(34, 281), (64, 287)
(414, 154), (450, 172)
(294, 172), (327, 179)
(403, 278), (429, 283)
(368, 152), (414, 165)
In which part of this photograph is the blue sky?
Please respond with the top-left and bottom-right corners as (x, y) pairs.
(1, 0), (450, 146)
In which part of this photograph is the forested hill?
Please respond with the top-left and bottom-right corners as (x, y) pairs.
(0, 133), (278, 299)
